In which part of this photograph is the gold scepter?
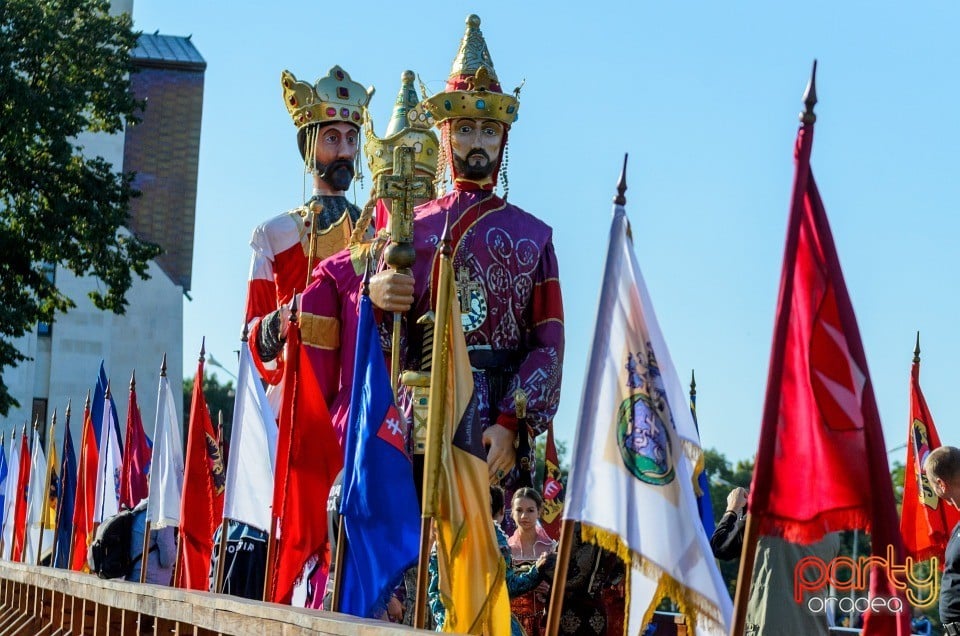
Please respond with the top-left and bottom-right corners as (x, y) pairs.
(380, 145), (430, 395)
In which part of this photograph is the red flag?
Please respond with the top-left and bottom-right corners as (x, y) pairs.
(539, 423), (564, 541)
(749, 96), (909, 634)
(267, 319), (342, 604)
(70, 399), (98, 571)
(11, 430), (31, 562)
(175, 355), (225, 591)
(119, 378), (152, 509)
(901, 351), (959, 562)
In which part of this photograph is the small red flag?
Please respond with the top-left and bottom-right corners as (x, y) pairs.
(901, 352), (960, 562)
(749, 108), (909, 634)
(175, 355), (225, 591)
(119, 380), (152, 509)
(70, 400), (98, 571)
(11, 431), (31, 562)
(539, 423), (564, 541)
(267, 320), (342, 604)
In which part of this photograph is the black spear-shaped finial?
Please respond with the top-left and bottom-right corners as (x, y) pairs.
(241, 321), (249, 343)
(913, 331), (921, 365)
(130, 369), (136, 391)
(361, 255), (374, 297)
(199, 337), (206, 362)
(690, 369), (697, 399)
(160, 353), (168, 377)
(441, 212), (453, 258)
(614, 153), (628, 206)
(801, 60), (818, 124)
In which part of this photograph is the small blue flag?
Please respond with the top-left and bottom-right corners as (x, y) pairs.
(54, 417), (78, 568)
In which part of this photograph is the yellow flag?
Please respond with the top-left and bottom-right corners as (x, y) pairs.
(432, 255), (511, 636)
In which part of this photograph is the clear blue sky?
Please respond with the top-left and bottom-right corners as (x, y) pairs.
(133, 1), (960, 467)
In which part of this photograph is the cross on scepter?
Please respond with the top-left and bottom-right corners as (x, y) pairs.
(380, 145), (431, 396)
(380, 145), (430, 270)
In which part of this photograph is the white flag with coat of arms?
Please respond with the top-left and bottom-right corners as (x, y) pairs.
(563, 193), (731, 636)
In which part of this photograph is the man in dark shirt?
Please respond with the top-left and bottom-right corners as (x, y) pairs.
(924, 445), (960, 633)
(710, 486), (747, 561)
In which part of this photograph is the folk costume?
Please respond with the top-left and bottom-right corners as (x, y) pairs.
(244, 66), (373, 385)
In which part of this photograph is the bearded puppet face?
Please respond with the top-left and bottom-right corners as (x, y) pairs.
(449, 117), (505, 183)
(313, 122), (360, 192)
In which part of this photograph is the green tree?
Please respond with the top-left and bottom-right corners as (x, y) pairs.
(0, 0), (160, 415)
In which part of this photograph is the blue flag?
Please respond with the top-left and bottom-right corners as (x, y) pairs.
(54, 417), (77, 568)
(338, 294), (420, 618)
(690, 388), (716, 537)
(91, 362), (122, 450)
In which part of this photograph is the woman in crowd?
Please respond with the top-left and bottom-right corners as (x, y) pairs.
(508, 488), (557, 636)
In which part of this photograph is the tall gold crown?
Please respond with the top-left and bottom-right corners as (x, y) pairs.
(419, 15), (520, 128)
(365, 71), (439, 181)
(281, 66), (374, 130)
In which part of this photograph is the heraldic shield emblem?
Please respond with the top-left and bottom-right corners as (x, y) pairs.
(616, 345), (675, 486)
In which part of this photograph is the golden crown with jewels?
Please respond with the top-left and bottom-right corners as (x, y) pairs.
(281, 65), (374, 130)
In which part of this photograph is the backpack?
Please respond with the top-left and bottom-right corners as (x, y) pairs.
(88, 506), (137, 579)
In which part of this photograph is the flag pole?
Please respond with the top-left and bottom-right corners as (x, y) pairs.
(545, 518), (576, 636)
(141, 356), (167, 584)
(21, 418), (36, 563)
(36, 410), (57, 566)
(413, 217), (454, 629)
(547, 154), (629, 636)
(330, 520), (348, 612)
(173, 340), (206, 588)
(214, 518), (229, 593)
(68, 390), (91, 570)
(262, 299), (294, 603)
(730, 60), (818, 636)
(50, 400), (72, 568)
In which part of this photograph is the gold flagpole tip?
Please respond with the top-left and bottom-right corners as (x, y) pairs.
(913, 331), (921, 364)
(801, 60), (818, 124)
(614, 153), (628, 205)
(160, 353), (168, 377)
(441, 212), (453, 257)
(200, 337), (207, 361)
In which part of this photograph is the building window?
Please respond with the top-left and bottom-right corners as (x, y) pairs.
(32, 399), (48, 439)
(37, 264), (55, 337)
